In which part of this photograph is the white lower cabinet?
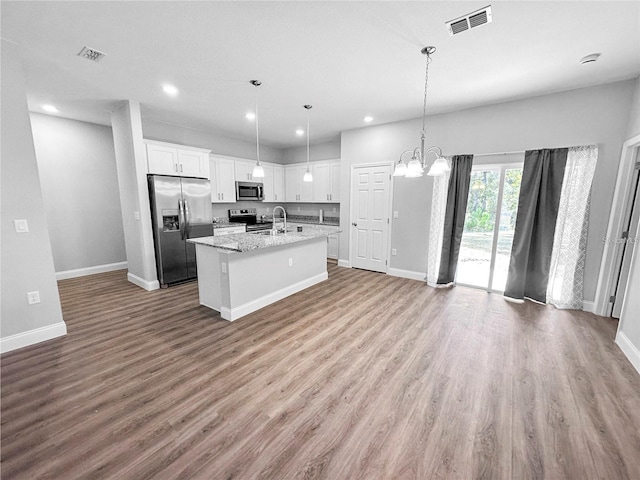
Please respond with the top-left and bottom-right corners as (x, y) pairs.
(327, 234), (339, 259)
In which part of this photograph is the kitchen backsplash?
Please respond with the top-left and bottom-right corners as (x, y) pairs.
(212, 201), (339, 224)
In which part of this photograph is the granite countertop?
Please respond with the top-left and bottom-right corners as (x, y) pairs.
(189, 223), (341, 253)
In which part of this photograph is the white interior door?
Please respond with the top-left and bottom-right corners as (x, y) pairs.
(612, 160), (640, 317)
(350, 164), (391, 272)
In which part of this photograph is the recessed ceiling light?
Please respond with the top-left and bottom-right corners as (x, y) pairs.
(42, 104), (59, 113)
(245, 112), (256, 120)
(364, 116), (373, 123)
(296, 129), (304, 136)
(580, 53), (601, 65)
(162, 84), (179, 96)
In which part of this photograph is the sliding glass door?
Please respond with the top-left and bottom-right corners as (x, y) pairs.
(455, 163), (523, 292)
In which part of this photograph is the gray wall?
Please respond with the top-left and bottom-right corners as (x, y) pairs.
(143, 118), (284, 163)
(30, 113), (126, 273)
(1, 40), (64, 338)
(281, 140), (341, 165)
(625, 77), (640, 139)
(340, 79), (637, 303)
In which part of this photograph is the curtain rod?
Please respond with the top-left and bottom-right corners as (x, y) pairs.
(471, 150), (525, 158)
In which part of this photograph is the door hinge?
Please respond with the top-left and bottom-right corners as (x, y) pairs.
(385, 260), (388, 265)
(610, 295), (616, 303)
(387, 218), (389, 224)
(621, 231), (629, 239)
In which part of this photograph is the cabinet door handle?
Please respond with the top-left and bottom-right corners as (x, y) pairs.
(180, 164), (183, 173)
(222, 193), (224, 200)
(174, 164), (178, 172)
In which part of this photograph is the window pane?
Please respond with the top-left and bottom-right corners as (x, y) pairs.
(456, 170), (500, 288)
(491, 168), (522, 291)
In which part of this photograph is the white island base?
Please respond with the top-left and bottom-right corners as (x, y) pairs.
(195, 237), (328, 321)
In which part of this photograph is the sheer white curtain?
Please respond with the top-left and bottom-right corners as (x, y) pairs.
(426, 166), (450, 285)
(547, 145), (598, 309)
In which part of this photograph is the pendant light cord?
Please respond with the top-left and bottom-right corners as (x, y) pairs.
(306, 108), (310, 169)
(421, 53), (431, 138)
(255, 85), (260, 165)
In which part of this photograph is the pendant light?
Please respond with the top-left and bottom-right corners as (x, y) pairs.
(303, 105), (313, 182)
(393, 46), (450, 178)
(250, 80), (265, 178)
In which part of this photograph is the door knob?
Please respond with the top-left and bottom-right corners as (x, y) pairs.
(352, 222), (358, 227)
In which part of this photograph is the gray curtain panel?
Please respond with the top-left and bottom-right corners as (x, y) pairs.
(437, 154), (473, 284)
(504, 148), (568, 302)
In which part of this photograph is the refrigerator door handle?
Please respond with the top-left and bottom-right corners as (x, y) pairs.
(184, 199), (190, 238)
(178, 199), (186, 240)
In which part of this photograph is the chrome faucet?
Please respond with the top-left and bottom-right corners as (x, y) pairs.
(272, 206), (287, 234)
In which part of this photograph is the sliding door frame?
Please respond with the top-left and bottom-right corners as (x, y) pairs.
(455, 161), (523, 293)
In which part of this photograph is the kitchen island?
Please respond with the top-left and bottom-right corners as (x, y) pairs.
(188, 223), (341, 321)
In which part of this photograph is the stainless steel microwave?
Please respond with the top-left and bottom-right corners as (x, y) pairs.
(235, 181), (264, 201)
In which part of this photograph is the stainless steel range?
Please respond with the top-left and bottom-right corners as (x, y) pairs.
(228, 208), (273, 232)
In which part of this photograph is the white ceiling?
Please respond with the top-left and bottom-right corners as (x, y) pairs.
(2, 1), (639, 149)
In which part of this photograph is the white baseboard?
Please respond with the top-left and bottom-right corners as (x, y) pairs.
(56, 261), (127, 280)
(387, 267), (426, 282)
(1, 321), (67, 354)
(615, 331), (640, 375)
(337, 259), (351, 268)
(220, 272), (328, 321)
(127, 272), (160, 291)
(582, 300), (595, 313)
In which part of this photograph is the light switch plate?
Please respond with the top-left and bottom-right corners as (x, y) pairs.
(392, 249), (397, 256)
(14, 219), (29, 233)
(393, 211), (399, 219)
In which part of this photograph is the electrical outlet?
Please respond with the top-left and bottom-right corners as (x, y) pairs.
(393, 211), (399, 219)
(392, 249), (397, 256)
(221, 262), (227, 274)
(134, 211), (140, 220)
(27, 291), (40, 305)
(288, 258), (293, 267)
(14, 219), (29, 233)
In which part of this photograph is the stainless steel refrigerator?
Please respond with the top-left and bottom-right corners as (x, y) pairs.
(148, 175), (213, 287)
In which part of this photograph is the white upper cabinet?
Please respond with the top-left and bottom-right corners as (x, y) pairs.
(285, 164), (313, 202)
(329, 160), (341, 203)
(263, 164), (285, 203)
(210, 156), (236, 203)
(273, 165), (285, 203)
(235, 160), (258, 182)
(145, 140), (210, 178)
(312, 160), (341, 203)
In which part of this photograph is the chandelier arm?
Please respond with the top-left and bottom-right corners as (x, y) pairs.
(399, 150), (415, 163)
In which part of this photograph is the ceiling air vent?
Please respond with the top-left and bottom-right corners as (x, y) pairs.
(77, 46), (106, 63)
(446, 5), (492, 36)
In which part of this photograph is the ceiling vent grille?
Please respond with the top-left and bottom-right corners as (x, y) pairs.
(77, 46), (106, 62)
(446, 5), (492, 36)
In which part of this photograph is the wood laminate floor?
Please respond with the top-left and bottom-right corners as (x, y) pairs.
(1, 265), (639, 479)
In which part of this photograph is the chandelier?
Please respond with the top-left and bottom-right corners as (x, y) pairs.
(393, 46), (450, 178)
